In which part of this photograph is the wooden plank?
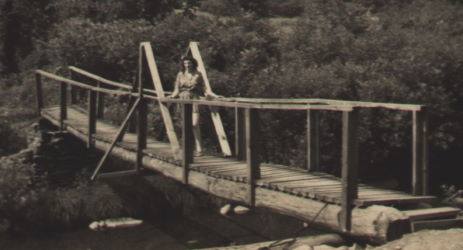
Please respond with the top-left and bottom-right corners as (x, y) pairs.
(412, 108), (429, 195)
(235, 107), (246, 160)
(87, 89), (97, 149)
(96, 80), (105, 119)
(412, 218), (463, 232)
(35, 73), (43, 113)
(355, 196), (438, 206)
(137, 96), (147, 171)
(403, 207), (461, 221)
(59, 81), (68, 130)
(182, 103), (193, 184)
(189, 41), (232, 156)
(246, 108), (260, 206)
(307, 109), (320, 171)
(140, 42), (181, 159)
(341, 108), (359, 231)
(98, 170), (139, 179)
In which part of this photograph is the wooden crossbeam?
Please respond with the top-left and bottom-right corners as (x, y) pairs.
(140, 42), (181, 160)
(188, 41), (232, 156)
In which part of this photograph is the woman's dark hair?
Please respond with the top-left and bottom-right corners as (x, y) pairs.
(180, 55), (198, 72)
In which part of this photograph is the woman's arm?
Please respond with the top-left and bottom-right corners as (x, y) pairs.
(199, 73), (221, 98)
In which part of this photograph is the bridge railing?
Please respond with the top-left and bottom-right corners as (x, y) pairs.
(34, 68), (427, 232)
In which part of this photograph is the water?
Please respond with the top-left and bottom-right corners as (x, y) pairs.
(0, 217), (224, 250)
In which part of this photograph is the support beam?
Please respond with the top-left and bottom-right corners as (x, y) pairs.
(341, 108), (359, 232)
(70, 71), (77, 104)
(182, 103), (193, 184)
(137, 98), (147, 171)
(59, 81), (67, 130)
(87, 90), (97, 149)
(307, 109), (320, 171)
(235, 107), (246, 161)
(91, 98), (140, 181)
(412, 108), (428, 195)
(246, 108), (260, 206)
(96, 80), (105, 119)
(140, 42), (181, 159)
(189, 41), (232, 156)
(35, 73), (43, 114)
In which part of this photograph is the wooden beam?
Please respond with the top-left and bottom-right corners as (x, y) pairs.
(307, 109), (320, 172)
(96, 80), (105, 119)
(189, 42), (232, 156)
(246, 108), (260, 206)
(87, 89), (97, 149)
(412, 108), (428, 195)
(59, 81), (67, 130)
(91, 98), (141, 181)
(137, 98), (147, 171)
(341, 108), (359, 232)
(404, 207), (461, 221)
(140, 42), (181, 159)
(182, 103), (193, 184)
(235, 107), (246, 161)
(412, 218), (463, 232)
(35, 73), (43, 113)
(70, 70), (77, 105)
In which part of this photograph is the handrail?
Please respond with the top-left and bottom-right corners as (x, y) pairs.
(69, 66), (132, 90)
(223, 97), (422, 111)
(35, 70), (138, 98)
(68, 66), (166, 96)
(156, 97), (353, 111)
(37, 69), (421, 112)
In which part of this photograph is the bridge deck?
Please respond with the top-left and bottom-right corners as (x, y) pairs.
(41, 106), (436, 207)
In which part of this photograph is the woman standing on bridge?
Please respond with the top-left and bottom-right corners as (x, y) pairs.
(169, 56), (219, 156)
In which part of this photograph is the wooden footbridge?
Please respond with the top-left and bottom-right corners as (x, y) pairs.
(34, 42), (461, 243)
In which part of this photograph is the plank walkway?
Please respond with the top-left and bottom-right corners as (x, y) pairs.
(41, 106), (437, 207)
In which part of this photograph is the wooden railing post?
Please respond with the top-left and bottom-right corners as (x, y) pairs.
(87, 89), (97, 149)
(60, 81), (67, 130)
(136, 50), (147, 171)
(136, 96), (147, 171)
(182, 102), (194, 184)
(35, 73), (43, 114)
(96, 80), (105, 119)
(341, 107), (359, 232)
(70, 70), (77, 105)
(246, 108), (260, 206)
(235, 107), (246, 161)
(412, 107), (428, 195)
(307, 109), (320, 171)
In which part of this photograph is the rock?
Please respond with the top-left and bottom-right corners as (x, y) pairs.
(233, 205), (250, 215)
(220, 204), (233, 215)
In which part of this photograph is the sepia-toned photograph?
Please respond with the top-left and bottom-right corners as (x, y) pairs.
(0, 0), (462, 249)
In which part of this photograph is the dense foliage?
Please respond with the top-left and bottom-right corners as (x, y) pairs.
(1, 0), (463, 193)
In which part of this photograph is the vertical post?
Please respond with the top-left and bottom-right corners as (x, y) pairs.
(412, 107), (428, 195)
(136, 48), (147, 171)
(96, 80), (105, 119)
(35, 73), (43, 114)
(182, 103), (193, 184)
(307, 109), (320, 171)
(235, 107), (246, 160)
(137, 97), (147, 171)
(246, 108), (260, 206)
(340, 108), (359, 232)
(60, 81), (67, 130)
(87, 90), (97, 149)
(70, 71), (77, 105)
